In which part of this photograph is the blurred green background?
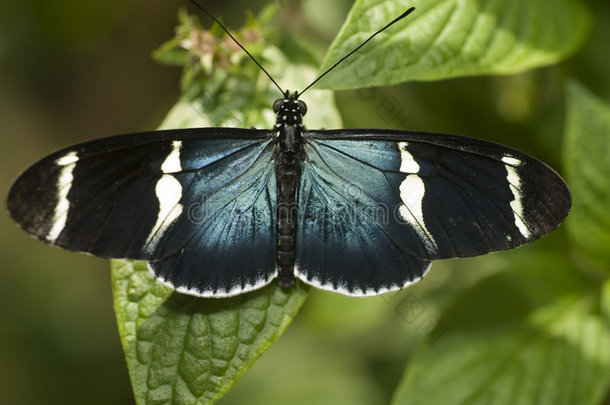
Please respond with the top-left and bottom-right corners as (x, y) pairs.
(1, 1), (609, 404)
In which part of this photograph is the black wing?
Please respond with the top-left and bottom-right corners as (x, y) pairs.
(8, 128), (278, 297)
(296, 129), (570, 296)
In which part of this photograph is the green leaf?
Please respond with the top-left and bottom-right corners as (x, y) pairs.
(318, 0), (590, 89)
(112, 261), (309, 405)
(391, 252), (610, 405)
(564, 82), (610, 273)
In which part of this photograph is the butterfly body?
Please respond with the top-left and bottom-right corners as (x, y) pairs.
(273, 91), (307, 288)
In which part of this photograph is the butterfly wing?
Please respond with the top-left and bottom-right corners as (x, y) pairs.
(8, 127), (278, 296)
(296, 129), (570, 296)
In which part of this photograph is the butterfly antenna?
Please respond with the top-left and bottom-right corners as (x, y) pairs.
(299, 7), (416, 96)
(188, 0), (285, 95)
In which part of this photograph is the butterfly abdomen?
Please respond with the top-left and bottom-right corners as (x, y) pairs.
(273, 94), (307, 289)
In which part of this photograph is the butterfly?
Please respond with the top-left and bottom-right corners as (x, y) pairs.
(6, 2), (571, 298)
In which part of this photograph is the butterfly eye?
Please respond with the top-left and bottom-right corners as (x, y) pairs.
(273, 99), (283, 113)
(298, 100), (307, 116)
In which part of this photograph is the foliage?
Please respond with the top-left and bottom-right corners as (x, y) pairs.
(392, 252), (610, 405)
(564, 82), (610, 273)
(112, 261), (309, 404)
(318, 0), (590, 88)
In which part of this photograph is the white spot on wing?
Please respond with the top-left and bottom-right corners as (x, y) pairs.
(161, 140), (182, 173)
(145, 142), (184, 249)
(399, 174), (438, 252)
(398, 142), (419, 173)
(502, 155), (531, 239)
(502, 156), (521, 166)
(57, 153), (79, 166)
(47, 151), (79, 242)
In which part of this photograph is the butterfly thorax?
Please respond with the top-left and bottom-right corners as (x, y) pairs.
(273, 90), (307, 130)
(273, 91), (306, 288)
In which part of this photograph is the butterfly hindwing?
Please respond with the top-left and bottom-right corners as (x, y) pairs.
(8, 128), (278, 296)
(295, 129), (570, 296)
(146, 137), (279, 297)
(296, 158), (431, 296)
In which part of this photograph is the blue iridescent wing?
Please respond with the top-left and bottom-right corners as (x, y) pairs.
(8, 128), (277, 296)
(296, 129), (570, 296)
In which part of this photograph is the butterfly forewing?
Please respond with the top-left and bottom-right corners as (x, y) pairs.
(293, 129), (570, 296)
(8, 127), (279, 296)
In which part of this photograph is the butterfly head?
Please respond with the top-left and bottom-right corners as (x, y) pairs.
(273, 91), (307, 129)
